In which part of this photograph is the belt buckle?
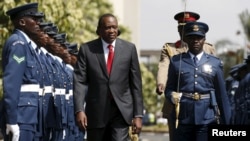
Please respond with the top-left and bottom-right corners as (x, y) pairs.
(193, 92), (200, 100)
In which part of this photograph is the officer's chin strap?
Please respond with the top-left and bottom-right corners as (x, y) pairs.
(176, 0), (188, 129)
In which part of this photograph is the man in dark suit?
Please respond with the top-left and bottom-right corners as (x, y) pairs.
(73, 13), (143, 141)
(165, 21), (231, 141)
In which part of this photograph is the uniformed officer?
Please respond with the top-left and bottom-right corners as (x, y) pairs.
(65, 42), (79, 67)
(64, 43), (86, 141)
(1, 2), (44, 141)
(165, 21), (231, 141)
(155, 11), (216, 141)
(234, 56), (250, 125)
(225, 63), (247, 124)
(46, 29), (85, 141)
(31, 21), (84, 141)
(33, 22), (58, 141)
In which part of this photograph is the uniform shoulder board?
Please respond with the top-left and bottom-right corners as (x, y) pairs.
(162, 43), (175, 57)
(218, 60), (224, 67)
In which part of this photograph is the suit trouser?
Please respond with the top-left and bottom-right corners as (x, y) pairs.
(87, 99), (129, 141)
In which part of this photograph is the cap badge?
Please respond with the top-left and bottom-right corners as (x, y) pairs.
(192, 25), (199, 31)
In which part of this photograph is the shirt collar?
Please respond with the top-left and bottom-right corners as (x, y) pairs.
(40, 47), (48, 54)
(189, 51), (204, 61)
(17, 29), (37, 50)
(101, 38), (116, 50)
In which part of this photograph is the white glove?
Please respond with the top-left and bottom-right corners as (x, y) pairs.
(6, 124), (20, 141)
(171, 92), (182, 104)
(63, 129), (66, 140)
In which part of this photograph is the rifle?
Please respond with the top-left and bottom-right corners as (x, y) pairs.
(210, 91), (220, 124)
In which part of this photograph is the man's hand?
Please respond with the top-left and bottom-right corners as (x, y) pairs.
(75, 111), (87, 131)
(6, 124), (19, 141)
(131, 117), (142, 134)
(156, 84), (165, 95)
(171, 92), (182, 104)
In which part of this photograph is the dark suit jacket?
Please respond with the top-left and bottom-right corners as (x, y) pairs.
(73, 38), (143, 128)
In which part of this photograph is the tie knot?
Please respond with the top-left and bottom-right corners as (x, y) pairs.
(108, 44), (113, 49)
(193, 56), (198, 65)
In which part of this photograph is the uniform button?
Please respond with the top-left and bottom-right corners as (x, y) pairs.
(28, 102), (31, 105)
(195, 82), (198, 85)
(195, 68), (198, 70)
(195, 74), (198, 77)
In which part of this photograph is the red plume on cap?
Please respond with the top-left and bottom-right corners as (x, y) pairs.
(174, 11), (200, 25)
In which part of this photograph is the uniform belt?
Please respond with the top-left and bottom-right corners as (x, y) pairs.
(39, 88), (44, 96)
(38, 86), (54, 96)
(182, 92), (210, 100)
(54, 88), (66, 95)
(44, 86), (54, 93)
(69, 89), (73, 95)
(20, 84), (40, 92)
(65, 92), (73, 100)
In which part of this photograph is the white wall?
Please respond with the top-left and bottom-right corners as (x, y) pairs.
(108, 0), (141, 55)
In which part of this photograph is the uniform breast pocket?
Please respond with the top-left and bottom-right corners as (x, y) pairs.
(179, 70), (191, 84)
(17, 97), (38, 124)
(25, 60), (38, 80)
(180, 70), (190, 76)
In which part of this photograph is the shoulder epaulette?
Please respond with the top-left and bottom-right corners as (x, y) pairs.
(163, 43), (174, 57)
(164, 42), (175, 47)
